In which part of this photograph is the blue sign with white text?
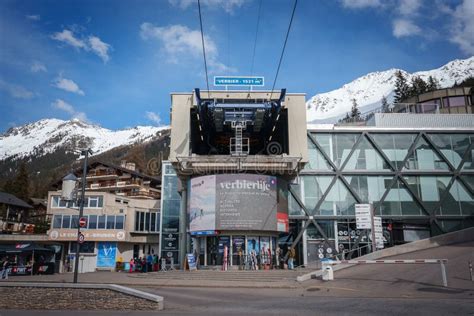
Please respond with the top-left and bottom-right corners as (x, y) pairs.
(97, 242), (117, 267)
(190, 230), (218, 236)
(214, 76), (264, 87)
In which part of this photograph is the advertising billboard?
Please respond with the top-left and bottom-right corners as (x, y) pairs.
(188, 174), (288, 232)
(96, 242), (117, 267)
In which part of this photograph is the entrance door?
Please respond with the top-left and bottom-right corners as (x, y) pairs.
(206, 237), (218, 266)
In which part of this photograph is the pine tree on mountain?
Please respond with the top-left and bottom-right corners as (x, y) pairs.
(350, 98), (361, 120)
(409, 76), (428, 97)
(3, 162), (30, 200)
(427, 76), (440, 91)
(394, 70), (410, 103)
(342, 112), (350, 123)
(381, 95), (390, 113)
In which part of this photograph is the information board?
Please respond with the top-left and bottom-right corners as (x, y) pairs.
(186, 253), (197, 271)
(355, 204), (372, 229)
(373, 216), (384, 249)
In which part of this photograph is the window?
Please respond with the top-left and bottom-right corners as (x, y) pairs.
(106, 215), (115, 229)
(134, 211), (160, 232)
(115, 216), (124, 229)
(151, 213), (156, 231)
(88, 215), (97, 229)
(51, 195), (103, 209)
(70, 241), (95, 254)
(139, 212), (145, 231)
(88, 197), (99, 208)
(71, 215), (79, 229)
(53, 215), (62, 228)
(448, 96), (466, 107)
(98, 215), (106, 229)
(62, 215), (71, 229)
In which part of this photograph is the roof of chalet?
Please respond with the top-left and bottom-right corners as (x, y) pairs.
(0, 192), (33, 209)
(52, 160), (161, 188)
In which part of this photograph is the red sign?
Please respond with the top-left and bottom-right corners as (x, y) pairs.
(78, 232), (85, 244)
(79, 217), (87, 228)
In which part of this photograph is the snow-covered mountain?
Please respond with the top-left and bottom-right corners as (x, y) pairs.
(306, 56), (474, 123)
(0, 118), (169, 160)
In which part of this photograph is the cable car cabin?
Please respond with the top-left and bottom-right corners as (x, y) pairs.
(191, 88), (289, 156)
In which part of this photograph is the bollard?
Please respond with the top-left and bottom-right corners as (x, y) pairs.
(469, 261), (473, 282)
(440, 261), (448, 287)
(322, 264), (334, 281)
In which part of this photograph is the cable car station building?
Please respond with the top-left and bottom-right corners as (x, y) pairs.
(162, 87), (474, 268)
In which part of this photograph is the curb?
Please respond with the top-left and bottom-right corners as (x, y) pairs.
(0, 282), (164, 310)
(1, 279), (300, 290)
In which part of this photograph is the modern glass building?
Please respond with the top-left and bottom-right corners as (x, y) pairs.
(290, 127), (474, 265)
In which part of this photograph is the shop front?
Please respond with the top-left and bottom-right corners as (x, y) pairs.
(188, 174), (289, 268)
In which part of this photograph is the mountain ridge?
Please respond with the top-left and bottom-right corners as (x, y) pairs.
(306, 56), (474, 122)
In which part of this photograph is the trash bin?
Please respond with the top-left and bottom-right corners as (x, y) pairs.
(322, 264), (334, 281)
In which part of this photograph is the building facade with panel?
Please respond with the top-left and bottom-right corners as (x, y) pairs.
(164, 89), (474, 268)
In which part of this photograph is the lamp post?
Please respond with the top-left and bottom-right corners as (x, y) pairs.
(61, 148), (92, 283)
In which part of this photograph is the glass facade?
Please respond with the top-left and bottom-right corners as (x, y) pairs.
(296, 131), (474, 234)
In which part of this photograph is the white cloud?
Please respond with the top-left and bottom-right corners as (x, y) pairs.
(398, 0), (422, 16)
(146, 111), (162, 125)
(26, 14), (40, 21)
(52, 76), (85, 95)
(51, 29), (112, 63)
(450, 0), (474, 55)
(51, 29), (87, 49)
(0, 80), (34, 99)
(88, 36), (112, 63)
(169, 0), (247, 13)
(392, 18), (421, 38)
(51, 99), (88, 121)
(30, 61), (47, 73)
(340, 0), (381, 9)
(140, 22), (234, 73)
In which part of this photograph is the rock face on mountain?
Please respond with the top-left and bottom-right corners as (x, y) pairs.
(306, 56), (474, 123)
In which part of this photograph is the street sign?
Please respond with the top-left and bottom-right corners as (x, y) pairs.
(214, 76), (264, 87)
(79, 217), (87, 228)
(355, 204), (372, 229)
(78, 232), (85, 244)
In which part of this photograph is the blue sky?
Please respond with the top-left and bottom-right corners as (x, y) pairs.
(0, 0), (472, 131)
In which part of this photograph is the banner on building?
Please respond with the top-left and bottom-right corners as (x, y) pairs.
(96, 242), (117, 267)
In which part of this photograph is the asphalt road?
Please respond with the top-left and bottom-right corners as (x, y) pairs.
(1, 241), (473, 315)
(1, 287), (473, 316)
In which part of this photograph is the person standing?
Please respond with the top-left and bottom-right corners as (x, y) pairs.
(129, 258), (134, 273)
(1, 257), (9, 280)
(288, 247), (296, 270)
(147, 253), (153, 273)
(153, 254), (158, 272)
(275, 247), (281, 269)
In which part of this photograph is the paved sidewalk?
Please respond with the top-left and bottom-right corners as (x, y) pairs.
(1, 268), (309, 288)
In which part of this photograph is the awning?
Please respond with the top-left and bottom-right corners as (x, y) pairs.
(0, 243), (54, 254)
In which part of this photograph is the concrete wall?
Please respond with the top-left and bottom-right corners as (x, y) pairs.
(169, 90), (308, 162)
(169, 93), (193, 161)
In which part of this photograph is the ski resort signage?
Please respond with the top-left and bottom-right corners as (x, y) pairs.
(355, 204), (372, 229)
(214, 76), (264, 87)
